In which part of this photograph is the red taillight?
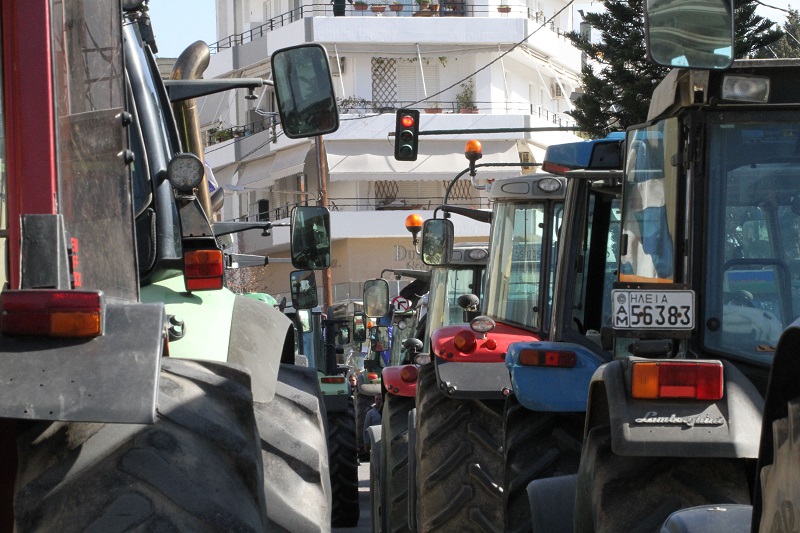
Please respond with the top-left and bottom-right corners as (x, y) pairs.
(518, 349), (576, 368)
(400, 365), (419, 383)
(367, 372), (379, 381)
(184, 250), (224, 291)
(454, 331), (477, 353)
(631, 361), (723, 400)
(541, 161), (570, 175)
(321, 376), (345, 384)
(1, 290), (103, 337)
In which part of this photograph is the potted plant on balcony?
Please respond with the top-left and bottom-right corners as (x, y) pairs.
(424, 102), (443, 114)
(389, 1), (404, 11)
(371, 1), (387, 12)
(354, 1), (369, 10)
(456, 79), (478, 113)
(417, 0), (430, 9)
(497, 4), (511, 13)
(429, 2), (440, 11)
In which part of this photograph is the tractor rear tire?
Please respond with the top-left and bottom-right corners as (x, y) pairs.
(574, 425), (751, 533)
(503, 394), (584, 533)
(370, 427), (384, 533)
(407, 408), (418, 532)
(381, 393), (415, 533)
(14, 358), (268, 532)
(257, 363), (331, 533)
(759, 398), (800, 532)
(415, 362), (504, 532)
(355, 385), (377, 456)
(328, 400), (360, 527)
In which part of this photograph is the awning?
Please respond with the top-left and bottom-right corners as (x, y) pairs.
(325, 140), (529, 182)
(228, 142), (310, 190)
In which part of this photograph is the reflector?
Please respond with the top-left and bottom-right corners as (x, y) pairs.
(518, 349), (576, 367)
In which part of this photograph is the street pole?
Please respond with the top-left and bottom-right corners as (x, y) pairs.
(316, 135), (334, 309)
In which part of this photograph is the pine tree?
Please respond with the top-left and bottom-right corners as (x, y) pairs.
(756, 8), (800, 58)
(567, 0), (783, 137)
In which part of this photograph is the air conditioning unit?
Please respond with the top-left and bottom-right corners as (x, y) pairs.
(329, 56), (345, 77)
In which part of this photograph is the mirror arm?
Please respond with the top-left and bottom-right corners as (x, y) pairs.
(213, 221), (274, 236)
(432, 204), (491, 224)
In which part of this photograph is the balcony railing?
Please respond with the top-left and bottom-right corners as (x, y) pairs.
(209, 3), (572, 54)
(235, 195), (490, 222)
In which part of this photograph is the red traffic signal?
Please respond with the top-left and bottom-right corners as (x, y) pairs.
(394, 109), (420, 161)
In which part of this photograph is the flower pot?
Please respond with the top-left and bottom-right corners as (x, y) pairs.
(459, 108), (479, 114)
(354, 3), (369, 9)
(389, 3), (403, 11)
(425, 107), (443, 114)
(497, 5), (511, 12)
(371, 5), (386, 12)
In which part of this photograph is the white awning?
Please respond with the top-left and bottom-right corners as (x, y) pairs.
(270, 144), (308, 182)
(325, 140), (530, 182)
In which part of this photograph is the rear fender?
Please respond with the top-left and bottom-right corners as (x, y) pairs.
(506, 341), (609, 412)
(585, 359), (763, 458)
(0, 301), (164, 423)
(431, 322), (538, 363)
(382, 365), (417, 397)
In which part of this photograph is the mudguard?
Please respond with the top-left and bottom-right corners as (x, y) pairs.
(527, 474), (578, 533)
(142, 275), (291, 404)
(0, 300), (164, 423)
(382, 364), (417, 398)
(660, 505), (752, 533)
(586, 359), (763, 458)
(506, 342), (609, 412)
(752, 319), (800, 529)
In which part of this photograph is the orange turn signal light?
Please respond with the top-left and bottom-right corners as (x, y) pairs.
(400, 365), (419, 383)
(453, 330), (477, 353)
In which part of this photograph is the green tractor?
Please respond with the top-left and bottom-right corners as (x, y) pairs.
(283, 274), (361, 528)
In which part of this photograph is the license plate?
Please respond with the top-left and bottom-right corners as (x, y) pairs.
(611, 289), (694, 330)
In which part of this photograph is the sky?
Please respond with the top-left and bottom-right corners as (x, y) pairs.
(147, 0), (217, 58)
(145, 0), (792, 58)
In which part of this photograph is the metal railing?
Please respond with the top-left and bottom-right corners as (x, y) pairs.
(233, 195), (490, 222)
(208, 3), (572, 54)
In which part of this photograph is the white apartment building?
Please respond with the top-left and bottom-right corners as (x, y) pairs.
(199, 0), (584, 300)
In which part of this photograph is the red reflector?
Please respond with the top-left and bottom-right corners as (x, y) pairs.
(367, 372), (379, 381)
(518, 349), (576, 368)
(321, 376), (345, 384)
(184, 250), (224, 291)
(400, 365), (419, 383)
(631, 361), (723, 400)
(541, 161), (570, 175)
(401, 115), (415, 128)
(454, 331), (477, 353)
(1, 290), (103, 337)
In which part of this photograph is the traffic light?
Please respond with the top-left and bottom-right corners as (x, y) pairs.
(394, 109), (420, 161)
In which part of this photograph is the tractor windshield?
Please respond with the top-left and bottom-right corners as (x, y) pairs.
(389, 311), (417, 366)
(54, 1), (137, 300)
(485, 202), (561, 330)
(703, 113), (800, 365)
(427, 265), (484, 339)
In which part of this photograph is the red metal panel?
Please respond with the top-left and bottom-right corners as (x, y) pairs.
(431, 322), (541, 363)
(3, 0), (58, 289)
